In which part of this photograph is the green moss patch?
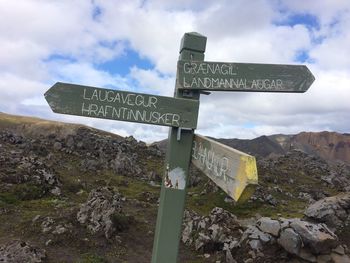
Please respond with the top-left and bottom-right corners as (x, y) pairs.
(77, 253), (107, 263)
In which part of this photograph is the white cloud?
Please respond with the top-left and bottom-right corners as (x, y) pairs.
(278, 0), (350, 25)
(0, 73), (46, 111)
(48, 61), (130, 90)
(129, 67), (174, 96)
(204, 24), (311, 64)
(0, 0), (349, 143)
(196, 66), (350, 139)
(309, 15), (350, 70)
(142, 0), (214, 11)
(196, 0), (275, 39)
(93, 0), (197, 73)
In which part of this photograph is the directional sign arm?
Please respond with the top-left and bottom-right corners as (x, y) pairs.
(45, 82), (79, 115)
(191, 134), (258, 201)
(178, 60), (315, 92)
(45, 82), (199, 129)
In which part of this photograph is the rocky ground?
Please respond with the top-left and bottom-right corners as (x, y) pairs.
(0, 113), (350, 262)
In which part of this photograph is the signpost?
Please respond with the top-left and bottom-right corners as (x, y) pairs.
(151, 32), (205, 263)
(192, 134), (258, 201)
(45, 82), (199, 128)
(178, 60), (315, 92)
(44, 32), (315, 263)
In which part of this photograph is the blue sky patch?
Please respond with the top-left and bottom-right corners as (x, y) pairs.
(96, 49), (154, 76)
(92, 3), (102, 21)
(276, 13), (320, 30)
(295, 50), (310, 63)
(243, 122), (257, 129)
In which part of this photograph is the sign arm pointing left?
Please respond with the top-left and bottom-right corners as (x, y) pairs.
(45, 82), (199, 129)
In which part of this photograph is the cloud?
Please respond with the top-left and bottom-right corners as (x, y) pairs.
(47, 61), (130, 90)
(196, 66), (350, 139)
(278, 0), (350, 25)
(309, 16), (350, 70)
(204, 24), (311, 64)
(196, 0), (275, 39)
(0, 73), (47, 111)
(92, 0), (197, 73)
(129, 67), (174, 96)
(0, 0), (349, 143)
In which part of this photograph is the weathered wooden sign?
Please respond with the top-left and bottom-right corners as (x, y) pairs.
(192, 134), (258, 201)
(44, 32), (315, 263)
(177, 60), (315, 92)
(45, 82), (199, 128)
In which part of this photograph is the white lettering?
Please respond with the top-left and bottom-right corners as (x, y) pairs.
(191, 140), (233, 182)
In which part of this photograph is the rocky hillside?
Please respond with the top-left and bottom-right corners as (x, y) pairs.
(219, 132), (350, 165)
(0, 112), (350, 263)
(216, 135), (285, 158)
(287, 132), (350, 164)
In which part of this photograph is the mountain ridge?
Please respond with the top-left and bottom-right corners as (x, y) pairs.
(3, 111), (349, 165)
(0, 112), (123, 140)
(155, 131), (350, 165)
(218, 131), (350, 165)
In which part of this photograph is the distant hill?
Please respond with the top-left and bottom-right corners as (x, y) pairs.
(286, 131), (350, 164)
(154, 131), (350, 165)
(215, 135), (285, 158)
(0, 112), (123, 140)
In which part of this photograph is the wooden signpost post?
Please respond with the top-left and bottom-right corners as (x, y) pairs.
(44, 32), (315, 263)
(151, 32), (205, 263)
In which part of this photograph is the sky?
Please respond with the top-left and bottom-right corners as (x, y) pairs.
(0, 0), (349, 143)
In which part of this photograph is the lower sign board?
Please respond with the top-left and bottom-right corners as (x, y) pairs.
(45, 82), (199, 128)
(191, 134), (258, 201)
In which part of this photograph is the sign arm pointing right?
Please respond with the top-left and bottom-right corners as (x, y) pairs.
(178, 61), (315, 92)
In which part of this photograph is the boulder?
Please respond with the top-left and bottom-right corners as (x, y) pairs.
(77, 187), (124, 239)
(236, 217), (344, 263)
(290, 219), (338, 254)
(304, 193), (350, 232)
(182, 207), (242, 253)
(110, 152), (142, 177)
(0, 141), (61, 199)
(331, 252), (350, 263)
(53, 142), (62, 151)
(0, 240), (46, 263)
(66, 136), (74, 148)
(277, 228), (302, 255)
(298, 248), (317, 262)
(41, 217), (54, 233)
(256, 217), (280, 237)
(317, 254), (332, 263)
(241, 225), (273, 245)
(52, 225), (68, 235)
(80, 158), (100, 172)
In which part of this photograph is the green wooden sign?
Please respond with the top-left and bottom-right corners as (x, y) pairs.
(44, 32), (315, 263)
(192, 134), (258, 201)
(177, 60), (315, 92)
(45, 82), (199, 129)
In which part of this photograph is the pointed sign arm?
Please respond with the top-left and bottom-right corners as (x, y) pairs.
(45, 82), (199, 129)
(191, 134), (258, 201)
(178, 60), (315, 92)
